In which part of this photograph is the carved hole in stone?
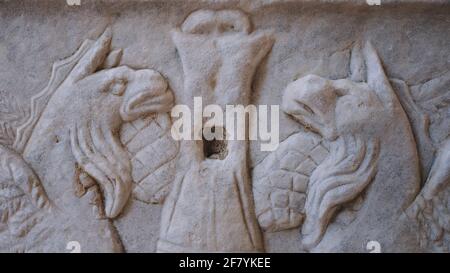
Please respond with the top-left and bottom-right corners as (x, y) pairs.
(202, 126), (228, 160)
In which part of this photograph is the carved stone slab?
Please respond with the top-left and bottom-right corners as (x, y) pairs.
(0, 0), (449, 252)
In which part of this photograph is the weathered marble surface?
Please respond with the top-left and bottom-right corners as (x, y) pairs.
(0, 0), (449, 252)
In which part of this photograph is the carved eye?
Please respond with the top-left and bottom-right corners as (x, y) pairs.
(110, 80), (127, 96)
(295, 101), (315, 115)
(219, 23), (236, 33)
(334, 88), (348, 97)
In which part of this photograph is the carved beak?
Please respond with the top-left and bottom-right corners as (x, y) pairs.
(120, 70), (173, 122)
(282, 75), (338, 140)
(283, 96), (325, 136)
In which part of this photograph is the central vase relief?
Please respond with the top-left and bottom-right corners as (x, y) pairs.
(157, 9), (274, 252)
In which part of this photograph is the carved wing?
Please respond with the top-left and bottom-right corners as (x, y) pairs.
(376, 42), (449, 252)
(401, 71), (450, 252)
(252, 132), (329, 232)
(121, 113), (179, 204)
(408, 71), (450, 154)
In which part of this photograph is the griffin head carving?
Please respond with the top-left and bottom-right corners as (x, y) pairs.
(65, 28), (174, 219)
(16, 27), (174, 220)
(253, 42), (419, 251)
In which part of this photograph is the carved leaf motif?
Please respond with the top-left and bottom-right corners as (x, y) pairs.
(391, 71), (450, 183)
(252, 132), (329, 232)
(407, 138), (450, 252)
(0, 145), (51, 238)
(390, 79), (435, 182)
(392, 71), (450, 251)
(412, 71), (450, 109)
(0, 91), (30, 147)
(411, 71), (450, 147)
